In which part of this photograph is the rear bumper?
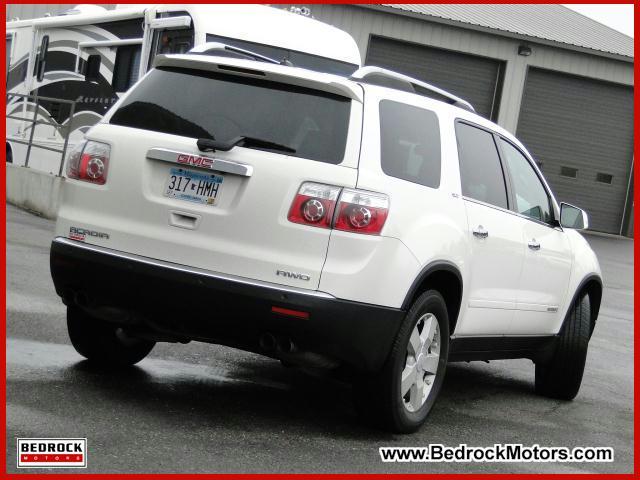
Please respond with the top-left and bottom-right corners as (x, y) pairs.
(50, 237), (404, 373)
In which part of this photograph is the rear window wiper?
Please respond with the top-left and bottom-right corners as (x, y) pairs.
(197, 136), (296, 154)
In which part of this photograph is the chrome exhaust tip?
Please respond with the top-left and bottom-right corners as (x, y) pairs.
(276, 336), (297, 354)
(259, 333), (277, 351)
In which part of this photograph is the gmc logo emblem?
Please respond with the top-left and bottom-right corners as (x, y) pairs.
(276, 270), (311, 281)
(177, 154), (214, 169)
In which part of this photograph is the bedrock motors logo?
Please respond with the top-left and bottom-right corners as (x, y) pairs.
(17, 438), (87, 468)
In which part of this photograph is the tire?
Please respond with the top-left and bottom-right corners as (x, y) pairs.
(6, 144), (13, 164)
(535, 294), (591, 400)
(354, 290), (449, 433)
(67, 307), (155, 367)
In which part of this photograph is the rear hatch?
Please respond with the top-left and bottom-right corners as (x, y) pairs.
(63, 56), (363, 290)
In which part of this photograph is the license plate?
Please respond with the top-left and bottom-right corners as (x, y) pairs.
(164, 167), (224, 206)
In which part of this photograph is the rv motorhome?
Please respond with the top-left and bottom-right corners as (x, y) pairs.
(5, 4), (362, 172)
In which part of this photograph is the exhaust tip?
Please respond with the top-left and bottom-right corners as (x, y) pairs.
(259, 333), (277, 352)
(276, 336), (297, 354)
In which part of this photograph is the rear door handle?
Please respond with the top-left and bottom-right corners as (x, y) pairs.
(528, 240), (541, 251)
(472, 226), (489, 238)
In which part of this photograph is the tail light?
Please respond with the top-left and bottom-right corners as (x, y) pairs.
(66, 140), (111, 185)
(287, 182), (341, 229)
(335, 189), (389, 235)
(288, 183), (389, 235)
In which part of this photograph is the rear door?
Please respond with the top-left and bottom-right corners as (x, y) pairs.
(79, 61), (361, 290)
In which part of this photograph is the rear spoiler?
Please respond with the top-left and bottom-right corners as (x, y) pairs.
(153, 54), (363, 103)
(188, 42), (290, 66)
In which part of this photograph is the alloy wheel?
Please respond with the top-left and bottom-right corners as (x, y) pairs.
(401, 313), (440, 412)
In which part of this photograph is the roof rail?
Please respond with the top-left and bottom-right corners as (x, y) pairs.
(349, 66), (475, 113)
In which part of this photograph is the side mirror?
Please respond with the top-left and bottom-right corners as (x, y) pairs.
(560, 202), (589, 230)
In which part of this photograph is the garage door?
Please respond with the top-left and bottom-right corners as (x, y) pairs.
(516, 68), (634, 234)
(366, 36), (505, 120)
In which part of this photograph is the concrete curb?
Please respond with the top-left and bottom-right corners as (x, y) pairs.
(6, 164), (63, 219)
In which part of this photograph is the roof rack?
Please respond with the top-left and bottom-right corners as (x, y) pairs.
(349, 66), (475, 113)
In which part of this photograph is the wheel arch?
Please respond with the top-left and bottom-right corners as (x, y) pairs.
(582, 275), (603, 336)
(402, 261), (463, 336)
(565, 274), (602, 336)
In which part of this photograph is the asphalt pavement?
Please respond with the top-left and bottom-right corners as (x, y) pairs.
(5, 204), (634, 473)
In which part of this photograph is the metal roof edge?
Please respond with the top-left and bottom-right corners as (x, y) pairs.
(357, 5), (634, 64)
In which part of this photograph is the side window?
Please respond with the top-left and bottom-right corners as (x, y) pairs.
(456, 123), (508, 209)
(113, 45), (142, 92)
(500, 139), (553, 223)
(157, 30), (193, 54)
(379, 100), (441, 189)
(84, 54), (101, 82)
(148, 27), (194, 69)
(34, 35), (49, 81)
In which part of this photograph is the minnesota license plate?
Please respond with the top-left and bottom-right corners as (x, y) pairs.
(164, 167), (224, 206)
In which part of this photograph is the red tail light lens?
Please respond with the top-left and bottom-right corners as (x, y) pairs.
(334, 189), (389, 235)
(287, 182), (341, 229)
(288, 183), (389, 235)
(66, 140), (111, 185)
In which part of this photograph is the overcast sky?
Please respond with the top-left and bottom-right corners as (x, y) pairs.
(563, 4), (634, 37)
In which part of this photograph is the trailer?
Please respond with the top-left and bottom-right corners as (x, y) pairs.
(6, 4), (362, 173)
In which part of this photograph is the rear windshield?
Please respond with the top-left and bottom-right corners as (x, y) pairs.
(110, 67), (351, 164)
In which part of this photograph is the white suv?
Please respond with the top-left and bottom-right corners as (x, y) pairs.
(50, 54), (602, 432)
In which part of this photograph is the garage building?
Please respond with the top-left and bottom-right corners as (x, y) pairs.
(292, 4), (635, 236)
(6, 4), (635, 235)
